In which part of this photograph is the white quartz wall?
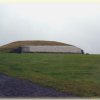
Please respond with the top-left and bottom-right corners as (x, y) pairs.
(21, 46), (82, 53)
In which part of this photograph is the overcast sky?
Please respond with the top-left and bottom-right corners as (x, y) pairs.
(0, 3), (100, 54)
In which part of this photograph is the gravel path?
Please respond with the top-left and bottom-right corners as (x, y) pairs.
(0, 74), (78, 98)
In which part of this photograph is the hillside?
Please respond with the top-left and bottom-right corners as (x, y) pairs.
(0, 40), (71, 52)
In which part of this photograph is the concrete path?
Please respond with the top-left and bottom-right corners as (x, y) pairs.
(0, 74), (78, 98)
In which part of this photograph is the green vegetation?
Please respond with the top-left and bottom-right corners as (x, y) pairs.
(0, 53), (100, 97)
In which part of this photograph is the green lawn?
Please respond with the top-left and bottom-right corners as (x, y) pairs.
(0, 53), (100, 97)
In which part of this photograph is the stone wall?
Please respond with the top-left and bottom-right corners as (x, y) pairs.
(21, 46), (83, 54)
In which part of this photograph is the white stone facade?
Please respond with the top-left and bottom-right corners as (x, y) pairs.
(20, 46), (83, 54)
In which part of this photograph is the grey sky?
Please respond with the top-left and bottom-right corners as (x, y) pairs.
(0, 3), (100, 54)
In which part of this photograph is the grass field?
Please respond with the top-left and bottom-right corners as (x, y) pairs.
(0, 53), (100, 97)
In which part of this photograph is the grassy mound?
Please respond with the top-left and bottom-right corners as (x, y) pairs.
(0, 40), (71, 53)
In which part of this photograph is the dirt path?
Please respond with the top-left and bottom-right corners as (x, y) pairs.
(0, 74), (78, 97)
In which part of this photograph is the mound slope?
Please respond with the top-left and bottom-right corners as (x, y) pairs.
(0, 40), (71, 52)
